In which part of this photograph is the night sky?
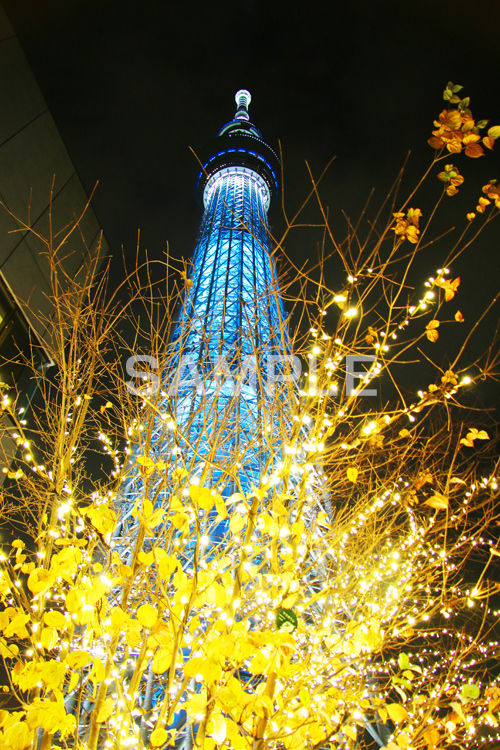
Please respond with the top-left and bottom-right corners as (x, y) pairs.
(2, 0), (500, 395)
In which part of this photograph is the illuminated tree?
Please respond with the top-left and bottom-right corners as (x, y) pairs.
(0, 83), (499, 750)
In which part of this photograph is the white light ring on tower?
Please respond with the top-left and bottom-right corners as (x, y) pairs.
(203, 166), (271, 211)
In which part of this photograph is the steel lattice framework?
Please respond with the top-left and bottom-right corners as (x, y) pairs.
(168, 165), (292, 494)
(118, 91), (296, 536)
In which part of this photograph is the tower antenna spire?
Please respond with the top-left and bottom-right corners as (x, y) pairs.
(235, 88), (251, 120)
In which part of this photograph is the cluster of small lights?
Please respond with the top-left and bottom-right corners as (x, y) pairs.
(0, 345), (497, 750)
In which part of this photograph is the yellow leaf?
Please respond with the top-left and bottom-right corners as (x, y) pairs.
(272, 498), (287, 516)
(142, 507), (165, 532)
(169, 495), (185, 512)
(386, 703), (408, 724)
(249, 651), (269, 674)
(184, 691), (208, 719)
(95, 697), (114, 723)
(227, 492), (244, 505)
(158, 555), (178, 579)
(148, 620), (172, 649)
(152, 646), (173, 674)
(229, 513), (246, 534)
(463, 133), (481, 145)
(27, 568), (54, 595)
(428, 135), (444, 150)
(214, 583), (228, 607)
(399, 429), (411, 438)
(292, 519), (305, 536)
(89, 658), (105, 699)
(171, 512), (189, 531)
(426, 319), (440, 330)
(316, 511), (328, 526)
(138, 550), (155, 566)
(462, 428), (490, 446)
(86, 578), (108, 606)
(38, 660), (66, 691)
(282, 594), (298, 608)
(65, 588), (84, 615)
(488, 125), (500, 140)
(447, 139), (462, 154)
(208, 714), (227, 745)
(342, 640), (354, 655)
(424, 728), (441, 746)
(426, 328), (439, 343)
(67, 668), (80, 694)
(215, 495), (227, 519)
(425, 493), (448, 510)
(40, 627), (58, 651)
(43, 610), (67, 631)
(150, 727), (170, 747)
(66, 650), (91, 669)
(2, 720), (32, 749)
(342, 639), (361, 656)
(126, 621), (142, 648)
(455, 310), (464, 322)
(84, 504), (117, 537)
(137, 604), (158, 628)
(172, 467), (188, 482)
(4, 613), (30, 639)
(136, 455), (154, 467)
(346, 467), (358, 483)
(0, 640), (19, 658)
(54, 537), (87, 547)
(189, 484), (214, 510)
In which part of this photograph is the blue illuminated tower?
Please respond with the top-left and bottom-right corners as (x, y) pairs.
(167, 89), (293, 497)
(114, 90), (296, 744)
(120, 91), (295, 525)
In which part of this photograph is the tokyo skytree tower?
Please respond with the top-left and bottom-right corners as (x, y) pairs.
(119, 90), (297, 538)
(112, 89), (301, 747)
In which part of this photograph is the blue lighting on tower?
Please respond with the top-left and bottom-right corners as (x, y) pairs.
(119, 89), (295, 543)
(113, 90), (296, 745)
(165, 91), (291, 497)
